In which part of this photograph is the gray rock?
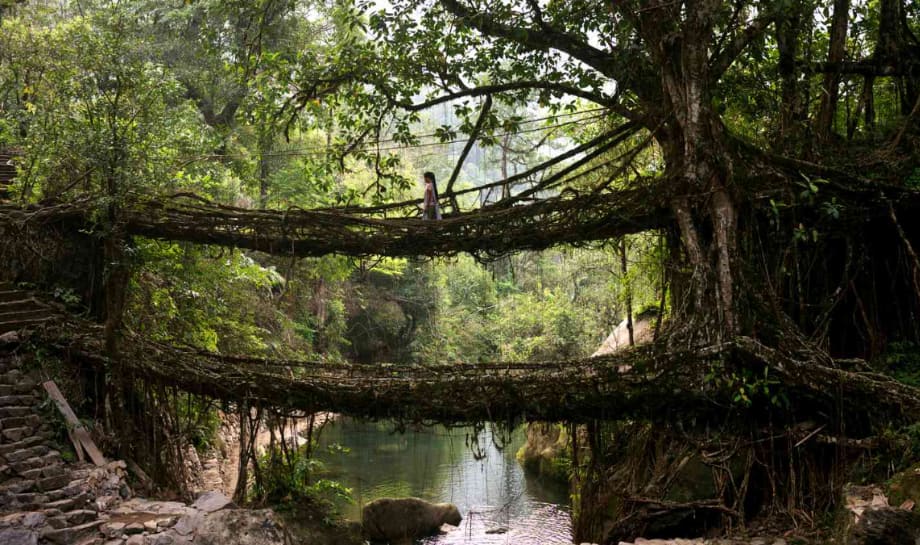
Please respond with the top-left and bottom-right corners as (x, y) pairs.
(190, 491), (232, 513)
(149, 533), (175, 545)
(191, 509), (287, 545)
(102, 522), (126, 538)
(21, 512), (44, 528)
(362, 497), (461, 543)
(96, 495), (120, 511)
(173, 512), (203, 537)
(849, 508), (920, 544)
(0, 528), (37, 545)
(126, 535), (145, 545)
(156, 517), (178, 528)
(41, 521), (104, 545)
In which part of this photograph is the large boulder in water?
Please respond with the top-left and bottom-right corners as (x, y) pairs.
(362, 497), (461, 544)
(848, 507), (920, 544)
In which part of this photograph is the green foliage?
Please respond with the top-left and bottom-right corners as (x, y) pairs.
(254, 445), (353, 510)
(880, 342), (920, 388)
(705, 361), (787, 408)
(906, 169), (920, 190)
(408, 240), (663, 364)
(0, 8), (204, 200)
(179, 396), (221, 452)
(126, 241), (285, 354)
(51, 286), (82, 307)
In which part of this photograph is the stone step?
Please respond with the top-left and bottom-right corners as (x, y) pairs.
(0, 309), (53, 322)
(9, 456), (49, 474)
(65, 509), (97, 525)
(1, 443), (52, 463)
(0, 317), (52, 334)
(7, 452), (61, 474)
(0, 394), (36, 408)
(19, 467), (45, 480)
(0, 377), (36, 394)
(18, 463), (65, 481)
(0, 432), (47, 454)
(35, 473), (73, 493)
(43, 491), (92, 513)
(46, 508), (98, 529)
(2, 426), (36, 442)
(0, 290), (29, 303)
(0, 414), (41, 430)
(0, 477), (35, 494)
(0, 491), (50, 510)
(0, 298), (41, 313)
(0, 406), (36, 418)
(45, 480), (88, 502)
(41, 519), (104, 545)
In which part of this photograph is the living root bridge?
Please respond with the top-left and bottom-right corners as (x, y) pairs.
(5, 165), (920, 262)
(0, 187), (668, 259)
(57, 328), (920, 427)
(125, 190), (668, 258)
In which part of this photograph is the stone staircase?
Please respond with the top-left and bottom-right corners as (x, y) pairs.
(0, 151), (14, 200)
(0, 284), (56, 336)
(0, 282), (108, 544)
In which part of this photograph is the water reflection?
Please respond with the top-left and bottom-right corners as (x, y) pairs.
(314, 418), (573, 544)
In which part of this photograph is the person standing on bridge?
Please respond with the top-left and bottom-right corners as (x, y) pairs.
(421, 171), (442, 220)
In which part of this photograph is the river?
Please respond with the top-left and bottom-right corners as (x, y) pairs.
(314, 418), (573, 544)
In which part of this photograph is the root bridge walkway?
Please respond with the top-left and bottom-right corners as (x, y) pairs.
(3, 169), (920, 428)
(2, 187), (667, 259)
(42, 322), (920, 428)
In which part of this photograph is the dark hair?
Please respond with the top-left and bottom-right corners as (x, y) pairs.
(423, 171), (436, 183)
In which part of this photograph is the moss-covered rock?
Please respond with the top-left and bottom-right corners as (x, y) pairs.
(516, 423), (571, 484)
(886, 463), (920, 507)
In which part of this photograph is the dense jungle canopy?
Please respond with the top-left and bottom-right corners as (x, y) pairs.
(2, 0), (920, 542)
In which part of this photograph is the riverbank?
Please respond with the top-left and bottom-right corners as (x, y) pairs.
(314, 418), (573, 544)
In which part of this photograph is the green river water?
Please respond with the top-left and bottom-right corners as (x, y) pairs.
(314, 418), (573, 544)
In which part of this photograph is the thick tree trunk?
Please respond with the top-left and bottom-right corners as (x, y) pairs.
(776, 3), (805, 148)
(658, 112), (738, 338)
(817, 0), (850, 139)
(645, 1), (740, 339)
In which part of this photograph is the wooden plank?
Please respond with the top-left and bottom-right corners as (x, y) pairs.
(126, 459), (152, 487)
(42, 381), (106, 466)
(67, 429), (85, 463)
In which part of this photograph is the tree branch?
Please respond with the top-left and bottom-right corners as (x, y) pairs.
(445, 94), (492, 211)
(439, 0), (620, 79)
(810, 60), (919, 77)
(400, 80), (625, 113)
(710, 10), (775, 80)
